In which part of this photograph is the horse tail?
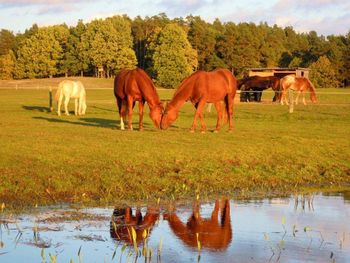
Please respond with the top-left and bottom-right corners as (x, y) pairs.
(223, 73), (237, 124)
(222, 96), (228, 123)
(54, 81), (64, 101)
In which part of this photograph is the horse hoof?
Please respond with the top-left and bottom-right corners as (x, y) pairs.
(201, 130), (206, 134)
(213, 130), (218, 133)
(190, 130), (195, 133)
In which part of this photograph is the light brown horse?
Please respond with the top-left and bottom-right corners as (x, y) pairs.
(160, 69), (237, 132)
(280, 75), (317, 105)
(164, 199), (232, 250)
(114, 68), (163, 130)
(110, 206), (159, 244)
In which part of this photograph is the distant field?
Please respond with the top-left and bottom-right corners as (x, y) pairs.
(0, 78), (350, 207)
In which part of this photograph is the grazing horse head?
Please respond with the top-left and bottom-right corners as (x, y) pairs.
(149, 102), (164, 128)
(161, 103), (178, 130)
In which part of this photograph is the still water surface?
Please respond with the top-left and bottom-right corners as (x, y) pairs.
(0, 192), (349, 263)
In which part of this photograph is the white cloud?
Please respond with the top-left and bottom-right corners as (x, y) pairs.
(0, 0), (349, 35)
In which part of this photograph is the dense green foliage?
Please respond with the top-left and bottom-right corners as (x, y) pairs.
(0, 14), (350, 87)
(0, 81), (349, 206)
(152, 23), (198, 87)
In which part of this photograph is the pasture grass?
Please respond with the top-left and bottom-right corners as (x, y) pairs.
(0, 78), (350, 207)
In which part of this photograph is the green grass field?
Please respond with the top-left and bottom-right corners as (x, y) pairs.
(1, 78), (350, 207)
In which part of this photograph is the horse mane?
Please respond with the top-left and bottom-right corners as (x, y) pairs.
(168, 71), (201, 109)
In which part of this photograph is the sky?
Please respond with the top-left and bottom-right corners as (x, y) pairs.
(0, 0), (349, 36)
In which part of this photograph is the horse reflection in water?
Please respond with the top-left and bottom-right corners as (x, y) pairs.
(165, 199), (232, 250)
(110, 206), (159, 244)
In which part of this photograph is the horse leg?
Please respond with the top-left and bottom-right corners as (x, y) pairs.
(295, 91), (301, 105)
(302, 92), (307, 105)
(116, 98), (123, 130)
(119, 101), (127, 130)
(75, 98), (78, 115)
(282, 90), (289, 105)
(127, 97), (134, 130)
(191, 100), (206, 133)
(64, 97), (70, 115)
(227, 95), (234, 131)
(138, 100), (144, 131)
(78, 97), (83, 115)
(57, 95), (63, 116)
(214, 101), (222, 132)
(211, 200), (220, 223)
(280, 91), (284, 105)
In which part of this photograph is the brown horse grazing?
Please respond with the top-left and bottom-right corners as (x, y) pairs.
(110, 206), (159, 244)
(280, 75), (317, 105)
(114, 68), (163, 130)
(160, 69), (237, 132)
(238, 76), (280, 102)
(164, 199), (232, 250)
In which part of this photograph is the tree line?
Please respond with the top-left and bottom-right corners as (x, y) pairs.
(0, 13), (349, 88)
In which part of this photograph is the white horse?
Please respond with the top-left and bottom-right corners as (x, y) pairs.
(55, 80), (87, 116)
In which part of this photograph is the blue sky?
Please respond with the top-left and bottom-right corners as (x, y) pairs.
(0, 0), (349, 36)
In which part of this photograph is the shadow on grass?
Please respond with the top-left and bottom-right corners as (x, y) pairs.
(33, 116), (117, 129)
(33, 116), (152, 130)
(22, 105), (51, 112)
(91, 105), (116, 112)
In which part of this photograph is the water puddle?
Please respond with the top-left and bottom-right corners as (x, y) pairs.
(0, 192), (349, 262)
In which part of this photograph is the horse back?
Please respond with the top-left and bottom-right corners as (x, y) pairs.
(208, 69), (236, 95)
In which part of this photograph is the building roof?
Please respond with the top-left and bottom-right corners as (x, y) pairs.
(247, 67), (309, 71)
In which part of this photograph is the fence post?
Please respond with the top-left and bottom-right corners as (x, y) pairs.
(288, 88), (294, 113)
(49, 87), (53, 112)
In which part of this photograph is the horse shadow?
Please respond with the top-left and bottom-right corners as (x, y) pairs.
(33, 116), (152, 130)
(33, 116), (118, 129)
(22, 105), (51, 112)
(90, 105), (116, 112)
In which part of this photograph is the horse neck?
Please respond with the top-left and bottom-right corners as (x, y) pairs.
(143, 87), (161, 110)
(136, 73), (162, 110)
(167, 78), (194, 112)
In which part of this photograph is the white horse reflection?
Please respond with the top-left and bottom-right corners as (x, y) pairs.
(55, 80), (87, 116)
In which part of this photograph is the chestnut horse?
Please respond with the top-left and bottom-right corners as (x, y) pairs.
(164, 199), (232, 250)
(238, 76), (280, 102)
(280, 75), (317, 105)
(160, 69), (237, 132)
(110, 206), (159, 244)
(114, 68), (163, 130)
